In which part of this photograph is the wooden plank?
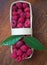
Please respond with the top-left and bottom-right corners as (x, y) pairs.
(0, 0), (47, 65)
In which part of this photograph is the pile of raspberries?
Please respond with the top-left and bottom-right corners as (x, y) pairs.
(12, 2), (30, 28)
(11, 2), (32, 62)
(11, 38), (33, 62)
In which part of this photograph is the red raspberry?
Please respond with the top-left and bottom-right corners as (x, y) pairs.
(16, 41), (24, 48)
(26, 48), (32, 56)
(17, 49), (23, 56)
(17, 9), (22, 15)
(12, 15), (18, 20)
(18, 17), (24, 23)
(20, 12), (26, 18)
(24, 19), (30, 28)
(22, 53), (27, 60)
(23, 3), (28, 8)
(16, 2), (22, 9)
(12, 5), (17, 11)
(24, 7), (30, 12)
(16, 56), (22, 62)
(17, 23), (23, 28)
(20, 45), (27, 52)
(26, 12), (30, 18)
(11, 52), (17, 59)
(12, 11), (18, 16)
(12, 20), (16, 28)
(13, 48), (17, 53)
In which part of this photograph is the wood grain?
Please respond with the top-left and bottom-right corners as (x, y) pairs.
(0, 0), (47, 65)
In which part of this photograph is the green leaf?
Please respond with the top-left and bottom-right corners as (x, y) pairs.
(0, 35), (22, 46)
(24, 36), (45, 50)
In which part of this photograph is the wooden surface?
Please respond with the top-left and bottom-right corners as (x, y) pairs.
(0, 0), (47, 65)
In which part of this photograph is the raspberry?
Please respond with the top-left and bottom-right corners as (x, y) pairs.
(11, 52), (17, 59)
(13, 48), (17, 53)
(17, 23), (23, 28)
(26, 12), (30, 18)
(12, 20), (16, 28)
(22, 53), (27, 60)
(12, 15), (18, 20)
(18, 17), (24, 23)
(23, 3), (28, 8)
(24, 7), (30, 12)
(16, 2), (22, 9)
(17, 9), (22, 15)
(20, 45), (27, 52)
(12, 5), (17, 11)
(17, 49), (23, 56)
(16, 41), (24, 48)
(16, 56), (22, 62)
(20, 12), (26, 18)
(26, 48), (32, 56)
(12, 11), (18, 16)
(24, 19), (30, 28)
